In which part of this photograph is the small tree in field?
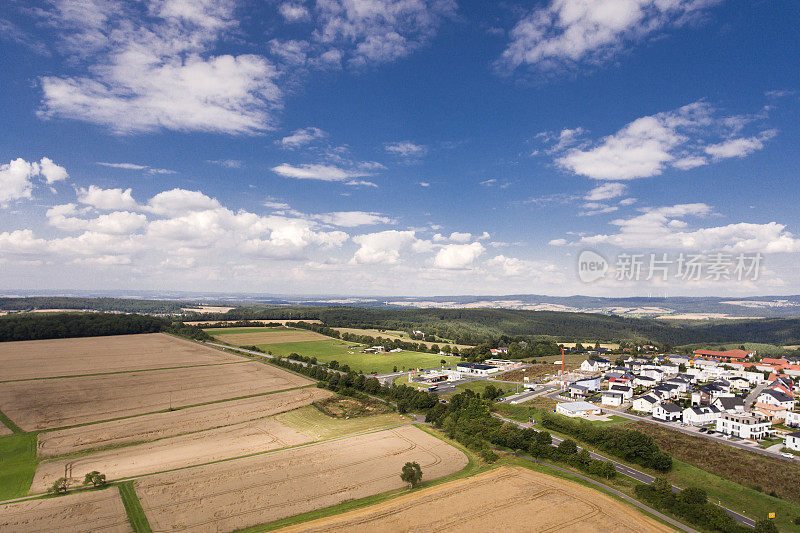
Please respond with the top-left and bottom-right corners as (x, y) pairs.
(400, 461), (423, 489)
(84, 471), (107, 488)
(50, 477), (69, 494)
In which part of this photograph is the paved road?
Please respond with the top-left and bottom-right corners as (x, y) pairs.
(492, 413), (756, 528)
(744, 382), (769, 410)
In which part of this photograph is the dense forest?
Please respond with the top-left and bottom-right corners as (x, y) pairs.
(202, 306), (800, 346)
(0, 313), (210, 342)
(0, 297), (188, 314)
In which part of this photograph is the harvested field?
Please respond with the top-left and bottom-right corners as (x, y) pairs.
(314, 396), (392, 418)
(277, 467), (673, 533)
(38, 387), (333, 457)
(136, 425), (467, 532)
(0, 362), (312, 431)
(0, 424), (11, 436)
(0, 487), (132, 533)
(213, 330), (330, 346)
(0, 333), (239, 381)
(32, 417), (311, 492)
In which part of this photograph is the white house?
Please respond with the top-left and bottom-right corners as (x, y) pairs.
(581, 359), (611, 372)
(728, 377), (751, 392)
(601, 391), (624, 406)
(785, 411), (800, 428)
(556, 401), (602, 418)
(641, 368), (665, 381)
(653, 402), (682, 422)
(758, 390), (796, 411)
(609, 384), (633, 400)
(785, 431), (800, 452)
(715, 413), (770, 440)
(664, 378), (690, 393)
(634, 375), (657, 388)
(712, 396), (745, 413)
(683, 405), (721, 426)
(632, 394), (659, 413)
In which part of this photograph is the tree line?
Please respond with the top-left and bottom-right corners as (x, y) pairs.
(0, 313), (211, 342)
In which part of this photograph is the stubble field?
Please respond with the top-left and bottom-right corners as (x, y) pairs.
(134, 425), (467, 532)
(0, 361), (312, 431)
(277, 466), (674, 533)
(0, 333), (238, 380)
(0, 487), (132, 533)
(38, 387), (333, 457)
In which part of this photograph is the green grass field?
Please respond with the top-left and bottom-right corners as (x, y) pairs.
(261, 340), (461, 374)
(275, 405), (410, 440)
(0, 432), (39, 500)
(441, 380), (517, 399)
(204, 327), (296, 335)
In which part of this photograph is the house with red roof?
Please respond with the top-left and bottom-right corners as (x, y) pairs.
(693, 349), (754, 362)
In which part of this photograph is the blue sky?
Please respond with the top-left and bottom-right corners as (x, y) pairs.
(0, 0), (798, 296)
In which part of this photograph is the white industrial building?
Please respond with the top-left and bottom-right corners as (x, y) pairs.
(556, 401), (602, 418)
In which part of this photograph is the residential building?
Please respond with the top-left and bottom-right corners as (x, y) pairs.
(653, 402), (682, 422)
(683, 405), (721, 426)
(758, 389), (796, 410)
(632, 395), (658, 413)
(601, 391), (624, 406)
(712, 396), (745, 413)
(693, 349), (754, 362)
(785, 432), (800, 452)
(609, 384), (633, 400)
(715, 413), (770, 440)
(785, 411), (800, 428)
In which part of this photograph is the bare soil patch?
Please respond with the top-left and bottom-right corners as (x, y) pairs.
(38, 387), (333, 457)
(500, 365), (562, 382)
(314, 396), (392, 418)
(32, 417), (311, 492)
(0, 487), (132, 533)
(216, 330), (329, 346)
(0, 333), (239, 381)
(278, 466), (673, 533)
(136, 425), (467, 532)
(0, 362), (312, 431)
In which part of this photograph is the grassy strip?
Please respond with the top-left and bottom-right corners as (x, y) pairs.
(118, 481), (153, 533)
(0, 360), (251, 384)
(39, 384), (314, 434)
(0, 432), (39, 500)
(0, 408), (23, 434)
(235, 424), (490, 533)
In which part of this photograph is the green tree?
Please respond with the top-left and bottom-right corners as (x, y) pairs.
(557, 439), (578, 455)
(678, 487), (707, 505)
(400, 461), (423, 488)
(83, 471), (107, 488)
(50, 477), (69, 494)
(651, 477), (672, 495)
(754, 519), (779, 533)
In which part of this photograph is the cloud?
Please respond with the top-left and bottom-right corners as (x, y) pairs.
(206, 159), (243, 168)
(47, 206), (147, 234)
(279, 127), (327, 148)
(0, 157), (69, 206)
(313, 0), (456, 66)
(704, 130), (777, 161)
(585, 183), (626, 201)
(96, 162), (175, 174)
(433, 242), (485, 269)
(279, 3), (310, 22)
(418, 181), (430, 187)
(580, 203), (618, 216)
(314, 211), (395, 227)
(38, 0), (282, 134)
(480, 179), (497, 186)
(145, 188), (221, 216)
(385, 141), (427, 157)
(351, 230), (431, 265)
(271, 163), (376, 185)
(576, 203), (800, 253)
(554, 102), (775, 180)
(486, 254), (563, 282)
(498, 0), (722, 72)
(78, 185), (139, 211)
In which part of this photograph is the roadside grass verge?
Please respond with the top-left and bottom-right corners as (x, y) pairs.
(629, 421), (800, 505)
(235, 424), (490, 533)
(0, 432), (39, 500)
(118, 481), (152, 533)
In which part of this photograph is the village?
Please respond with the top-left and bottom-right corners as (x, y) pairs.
(407, 346), (800, 458)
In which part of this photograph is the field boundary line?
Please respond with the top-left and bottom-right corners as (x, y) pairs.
(0, 360), (252, 384)
(119, 481), (153, 533)
(0, 408), (22, 434)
